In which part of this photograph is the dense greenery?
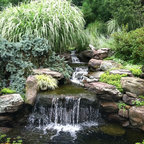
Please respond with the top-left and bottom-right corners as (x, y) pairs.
(0, 36), (72, 94)
(0, 88), (16, 95)
(100, 72), (127, 92)
(0, 0), (87, 53)
(113, 27), (144, 64)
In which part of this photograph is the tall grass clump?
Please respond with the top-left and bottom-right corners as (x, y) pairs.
(0, 0), (87, 53)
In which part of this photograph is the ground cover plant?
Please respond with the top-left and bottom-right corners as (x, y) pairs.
(0, 0), (88, 53)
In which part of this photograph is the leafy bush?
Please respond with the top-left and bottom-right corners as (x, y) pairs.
(36, 75), (58, 90)
(0, 88), (16, 95)
(0, 36), (72, 93)
(82, 0), (111, 23)
(113, 27), (144, 64)
(109, 0), (144, 30)
(100, 72), (127, 92)
(0, 0), (88, 53)
(136, 140), (144, 144)
(132, 100), (144, 107)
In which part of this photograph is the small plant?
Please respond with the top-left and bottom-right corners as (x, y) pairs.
(136, 140), (144, 144)
(0, 133), (23, 144)
(100, 72), (127, 92)
(36, 75), (58, 91)
(1, 88), (16, 94)
(118, 102), (127, 111)
(132, 100), (144, 107)
(139, 96), (144, 100)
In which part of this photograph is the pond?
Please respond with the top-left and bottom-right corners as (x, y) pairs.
(6, 84), (144, 144)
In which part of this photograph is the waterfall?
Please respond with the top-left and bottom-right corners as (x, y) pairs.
(71, 51), (88, 85)
(28, 96), (99, 137)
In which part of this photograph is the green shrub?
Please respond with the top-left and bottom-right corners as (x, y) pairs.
(109, 0), (144, 30)
(36, 75), (58, 90)
(136, 140), (144, 144)
(82, 0), (111, 23)
(100, 72), (127, 92)
(0, 88), (16, 94)
(132, 100), (144, 107)
(0, 0), (88, 53)
(113, 27), (144, 64)
(0, 36), (72, 93)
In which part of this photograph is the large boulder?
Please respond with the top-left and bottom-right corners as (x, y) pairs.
(129, 106), (144, 130)
(0, 94), (24, 113)
(121, 77), (144, 96)
(84, 82), (122, 101)
(100, 60), (122, 71)
(33, 68), (64, 80)
(100, 102), (118, 113)
(78, 50), (94, 62)
(93, 48), (110, 60)
(25, 76), (38, 106)
(109, 69), (133, 77)
(88, 59), (102, 71)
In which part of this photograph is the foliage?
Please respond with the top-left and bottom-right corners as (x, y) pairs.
(0, 35), (72, 94)
(132, 100), (144, 107)
(82, 0), (111, 23)
(0, 134), (22, 144)
(100, 72), (127, 92)
(113, 27), (144, 64)
(0, 88), (16, 95)
(36, 75), (58, 91)
(0, 0), (88, 53)
(118, 102), (127, 111)
(46, 52), (73, 79)
(85, 20), (117, 49)
(71, 0), (83, 6)
(109, 0), (144, 30)
(124, 64), (142, 77)
(139, 96), (144, 100)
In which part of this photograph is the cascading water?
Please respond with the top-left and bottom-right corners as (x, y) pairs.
(71, 51), (88, 85)
(28, 95), (100, 138)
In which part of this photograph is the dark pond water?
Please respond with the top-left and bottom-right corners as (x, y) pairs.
(3, 85), (144, 144)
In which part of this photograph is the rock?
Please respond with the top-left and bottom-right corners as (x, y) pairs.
(100, 123), (125, 136)
(126, 92), (137, 98)
(0, 116), (13, 121)
(100, 102), (118, 113)
(118, 109), (129, 118)
(109, 69), (133, 76)
(78, 50), (94, 62)
(87, 71), (104, 80)
(60, 53), (71, 62)
(121, 77), (144, 96)
(108, 114), (127, 122)
(33, 68), (64, 80)
(93, 48), (110, 60)
(88, 59), (102, 71)
(84, 82), (122, 101)
(122, 94), (136, 106)
(25, 76), (38, 106)
(122, 121), (130, 127)
(0, 94), (24, 113)
(100, 60), (122, 71)
(129, 106), (144, 130)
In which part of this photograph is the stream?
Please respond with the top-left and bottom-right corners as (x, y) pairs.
(6, 51), (144, 144)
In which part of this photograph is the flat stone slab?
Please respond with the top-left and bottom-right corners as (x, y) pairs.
(109, 69), (133, 76)
(87, 71), (104, 79)
(0, 94), (24, 113)
(84, 82), (122, 101)
(33, 68), (64, 80)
